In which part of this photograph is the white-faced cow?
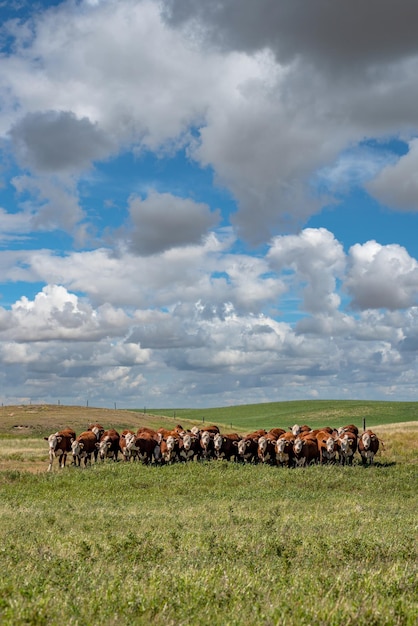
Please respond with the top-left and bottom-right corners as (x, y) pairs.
(44, 428), (76, 472)
(97, 429), (120, 462)
(213, 433), (241, 461)
(316, 431), (337, 465)
(179, 433), (200, 462)
(358, 430), (380, 466)
(257, 435), (277, 465)
(71, 431), (98, 467)
(275, 432), (295, 468)
(293, 436), (319, 467)
(338, 431), (358, 465)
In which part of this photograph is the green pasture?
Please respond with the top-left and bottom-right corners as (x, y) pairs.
(0, 460), (417, 625)
(137, 399), (418, 432)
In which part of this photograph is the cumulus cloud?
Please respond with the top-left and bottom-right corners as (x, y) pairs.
(126, 191), (220, 255)
(345, 241), (418, 310)
(165, 0), (418, 71)
(267, 228), (345, 314)
(366, 139), (418, 211)
(10, 110), (112, 173)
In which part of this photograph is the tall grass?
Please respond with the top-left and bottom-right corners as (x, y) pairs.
(0, 460), (417, 625)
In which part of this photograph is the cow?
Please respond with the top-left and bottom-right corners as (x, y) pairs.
(44, 428), (76, 471)
(87, 423), (105, 440)
(358, 430), (380, 466)
(178, 433), (200, 462)
(337, 431), (357, 466)
(293, 436), (319, 467)
(134, 431), (161, 464)
(234, 437), (259, 463)
(338, 424), (359, 437)
(268, 428), (286, 439)
(316, 431), (337, 464)
(289, 424), (311, 436)
(275, 432), (295, 468)
(199, 430), (215, 460)
(119, 430), (137, 462)
(71, 431), (99, 467)
(160, 434), (180, 464)
(257, 435), (277, 465)
(97, 429), (120, 462)
(213, 433), (241, 461)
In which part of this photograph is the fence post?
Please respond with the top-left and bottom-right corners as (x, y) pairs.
(363, 417), (366, 432)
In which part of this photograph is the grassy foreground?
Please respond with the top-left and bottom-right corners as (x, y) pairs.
(0, 403), (417, 624)
(0, 460), (417, 625)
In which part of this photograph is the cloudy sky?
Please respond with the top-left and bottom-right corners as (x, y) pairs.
(1, 0), (418, 409)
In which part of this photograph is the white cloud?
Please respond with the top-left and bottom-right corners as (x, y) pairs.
(345, 240), (418, 310)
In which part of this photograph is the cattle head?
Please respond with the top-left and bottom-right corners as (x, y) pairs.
(290, 424), (301, 436)
(258, 436), (267, 455)
(182, 434), (192, 451)
(97, 438), (111, 460)
(213, 433), (223, 452)
(325, 437), (335, 454)
(276, 438), (287, 454)
(236, 439), (252, 457)
(200, 431), (211, 448)
(166, 435), (177, 452)
(361, 432), (371, 450)
(45, 433), (62, 450)
(294, 438), (304, 454)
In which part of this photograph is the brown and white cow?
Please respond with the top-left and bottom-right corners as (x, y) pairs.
(199, 430), (215, 460)
(160, 434), (180, 464)
(289, 424), (311, 436)
(275, 432), (295, 468)
(178, 433), (200, 462)
(44, 428), (76, 471)
(134, 431), (161, 464)
(293, 436), (319, 467)
(119, 430), (137, 462)
(87, 423), (105, 440)
(316, 431), (337, 464)
(97, 429), (120, 462)
(338, 424), (359, 438)
(234, 436), (259, 463)
(257, 435), (277, 465)
(358, 430), (380, 466)
(213, 433), (241, 461)
(71, 431), (99, 467)
(337, 431), (358, 465)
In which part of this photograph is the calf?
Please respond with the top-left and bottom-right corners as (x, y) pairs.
(213, 433), (241, 461)
(97, 429), (120, 462)
(44, 428), (76, 471)
(293, 437), (319, 467)
(71, 431), (98, 467)
(358, 430), (379, 466)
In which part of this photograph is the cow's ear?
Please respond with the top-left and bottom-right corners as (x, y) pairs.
(79, 443), (84, 449)
(57, 437), (62, 443)
(44, 437), (49, 441)
(232, 441), (238, 446)
(246, 440), (251, 447)
(70, 438), (75, 443)
(95, 442), (100, 448)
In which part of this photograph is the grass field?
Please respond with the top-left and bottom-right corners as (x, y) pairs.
(0, 402), (417, 625)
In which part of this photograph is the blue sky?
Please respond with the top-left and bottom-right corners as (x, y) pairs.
(1, 0), (418, 409)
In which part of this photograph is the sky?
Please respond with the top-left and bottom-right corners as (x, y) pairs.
(1, 0), (418, 409)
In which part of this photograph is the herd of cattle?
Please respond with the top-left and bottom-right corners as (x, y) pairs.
(44, 421), (382, 471)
